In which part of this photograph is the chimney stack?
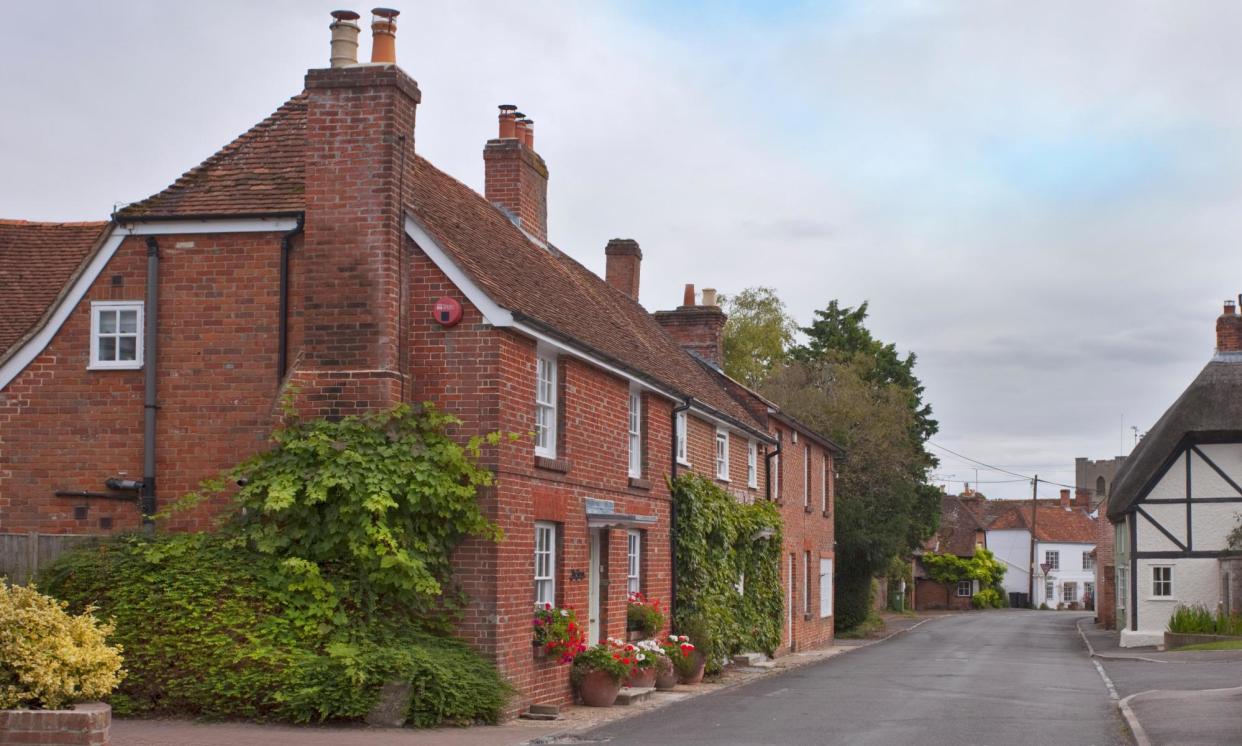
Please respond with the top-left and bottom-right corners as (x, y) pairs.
(1218, 298), (1242, 355)
(654, 283), (727, 367)
(329, 10), (361, 67)
(370, 8), (399, 64)
(485, 105), (549, 242)
(604, 239), (642, 301)
(1074, 488), (1092, 509)
(1060, 489), (1071, 510)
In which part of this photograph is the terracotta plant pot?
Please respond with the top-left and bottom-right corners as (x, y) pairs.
(655, 657), (678, 690)
(677, 651), (706, 685)
(576, 669), (623, 707)
(533, 641), (548, 659)
(625, 666), (656, 688)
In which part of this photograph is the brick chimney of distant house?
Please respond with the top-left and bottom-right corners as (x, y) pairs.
(654, 284), (727, 367)
(605, 239), (642, 301)
(1074, 488), (1092, 510)
(485, 105), (549, 243)
(1060, 489), (1071, 511)
(1217, 298), (1242, 355)
(296, 9), (420, 415)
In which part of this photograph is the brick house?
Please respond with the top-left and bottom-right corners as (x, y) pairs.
(0, 10), (840, 710)
(913, 492), (987, 610)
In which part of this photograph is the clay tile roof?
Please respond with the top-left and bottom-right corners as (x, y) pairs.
(0, 220), (108, 360)
(107, 91), (762, 431)
(931, 494), (986, 557)
(985, 502), (1096, 543)
(115, 95), (307, 219)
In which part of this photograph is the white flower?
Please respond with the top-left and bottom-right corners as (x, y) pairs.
(560, 609), (569, 617)
(668, 634), (678, 641)
(636, 653), (646, 661)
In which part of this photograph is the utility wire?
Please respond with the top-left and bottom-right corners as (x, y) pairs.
(927, 441), (1077, 490)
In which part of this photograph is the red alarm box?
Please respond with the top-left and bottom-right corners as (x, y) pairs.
(433, 297), (463, 327)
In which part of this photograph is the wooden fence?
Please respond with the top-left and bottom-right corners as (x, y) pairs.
(0, 533), (94, 584)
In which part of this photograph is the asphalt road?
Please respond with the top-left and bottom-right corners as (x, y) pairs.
(1100, 657), (1242, 699)
(583, 611), (1130, 746)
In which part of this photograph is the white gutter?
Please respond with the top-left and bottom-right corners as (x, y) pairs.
(0, 217), (300, 391)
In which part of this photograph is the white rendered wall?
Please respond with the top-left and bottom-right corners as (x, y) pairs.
(986, 529), (1031, 595)
(1130, 557), (1220, 642)
(1034, 541), (1096, 607)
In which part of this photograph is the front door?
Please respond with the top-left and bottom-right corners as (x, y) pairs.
(589, 529), (602, 645)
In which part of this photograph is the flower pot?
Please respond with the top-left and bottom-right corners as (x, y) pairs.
(576, 670), (623, 707)
(677, 651), (706, 685)
(627, 630), (643, 642)
(655, 657), (678, 690)
(533, 641), (548, 659)
(625, 666), (656, 688)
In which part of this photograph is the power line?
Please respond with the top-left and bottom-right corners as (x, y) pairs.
(927, 441), (1077, 490)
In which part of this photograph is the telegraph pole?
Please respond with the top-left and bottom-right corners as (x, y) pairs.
(1027, 475), (1038, 607)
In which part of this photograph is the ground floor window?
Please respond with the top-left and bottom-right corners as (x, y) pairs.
(1084, 581), (1095, 601)
(1152, 565), (1173, 598)
(1044, 578), (1054, 601)
(1062, 582), (1077, 603)
(534, 522), (557, 607)
(956, 580), (972, 597)
(627, 530), (641, 595)
(819, 558), (833, 617)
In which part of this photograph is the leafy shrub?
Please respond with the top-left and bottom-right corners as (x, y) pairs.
(971, 588), (1002, 609)
(41, 533), (509, 724)
(834, 572), (874, 631)
(670, 474), (783, 673)
(626, 593), (665, 638)
(1167, 604), (1242, 636)
(0, 583), (124, 710)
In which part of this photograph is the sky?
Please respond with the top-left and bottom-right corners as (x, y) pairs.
(4, 1), (1241, 499)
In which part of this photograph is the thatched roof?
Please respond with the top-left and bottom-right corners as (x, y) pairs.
(1108, 355), (1242, 520)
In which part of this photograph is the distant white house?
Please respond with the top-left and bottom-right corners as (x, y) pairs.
(1108, 301), (1242, 647)
(981, 490), (1097, 608)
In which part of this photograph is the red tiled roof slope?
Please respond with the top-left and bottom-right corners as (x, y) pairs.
(116, 95), (307, 218)
(985, 501), (1096, 543)
(928, 494), (985, 557)
(0, 220), (107, 357)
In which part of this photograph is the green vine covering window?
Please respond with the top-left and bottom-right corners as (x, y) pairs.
(670, 473), (783, 673)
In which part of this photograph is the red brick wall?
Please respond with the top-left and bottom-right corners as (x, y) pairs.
(483, 139), (548, 243)
(0, 231), (289, 535)
(772, 428), (835, 652)
(0, 702), (111, 746)
(1095, 513), (1116, 629)
(914, 578), (973, 610)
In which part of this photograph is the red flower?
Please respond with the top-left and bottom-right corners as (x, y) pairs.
(544, 603), (552, 610)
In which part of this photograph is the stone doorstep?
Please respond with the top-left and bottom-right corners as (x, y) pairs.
(731, 652), (769, 667)
(521, 704), (561, 721)
(613, 687), (655, 706)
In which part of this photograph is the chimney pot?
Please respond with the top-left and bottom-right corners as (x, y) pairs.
(1226, 299), (1237, 316)
(521, 119), (534, 149)
(682, 284), (695, 306)
(498, 104), (518, 139)
(329, 10), (361, 68)
(701, 288), (718, 307)
(370, 7), (399, 64)
(514, 117), (528, 143)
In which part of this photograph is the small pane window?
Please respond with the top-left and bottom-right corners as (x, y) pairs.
(534, 356), (557, 457)
(1045, 578), (1054, 601)
(628, 392), (642, 478)
(1152, 566), (1173, 597)
(957, 580), (972, 598)
(534, 522), (556, 607)
(1083, 552), (1095, 571)
(627, 531), (641, 595)
(1045, 550), (1059, 571)
(90, 302), (143, 369)
(676, 412), (689, 465)
(715, 429), (729, 480)
(1062, 582), (1077, 603)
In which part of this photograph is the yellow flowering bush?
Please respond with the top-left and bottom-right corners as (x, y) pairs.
(0, 583), (124, 710)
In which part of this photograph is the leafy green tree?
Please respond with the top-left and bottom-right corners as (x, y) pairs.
(721, 287), (797, 387)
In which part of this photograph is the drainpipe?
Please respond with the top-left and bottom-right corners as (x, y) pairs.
(142, 237), (160, 531)
(669, 397), (692, 624)
(764, 436), (783, 501)
(277, 217), (304, 382)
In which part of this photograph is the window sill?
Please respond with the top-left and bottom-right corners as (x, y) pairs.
(803, 505), (813, 514)
(822, 510), (831, 519)
(1147, 597), (1177, 602)
(677, 459), (692, 468)
(628, 477), (651, 491)
(87, 363), (143, 371)
(534, 456), (571, 473)
(716, 476), (731, 484)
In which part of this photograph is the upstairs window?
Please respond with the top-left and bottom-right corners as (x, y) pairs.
(1044, 550), (1060, 571)
(534, 355), (557, 457)
(534, 522), (556, 607)
(90, 301), (143, 370)
(823, 461), (830, 513)
(715, 429), (729, 481)
(1083, 552), (1095, 571)
(675, 411), (689, 465)
(628, 391), (642, 478)
(747, 441), (758, 488)
(803, 444), (810, 507)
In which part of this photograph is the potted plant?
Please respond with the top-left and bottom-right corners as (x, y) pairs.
(533, 604), (586, 663)
(626, 593), (665, 641)
(662, 634), (705, 684)
(0, 584), (125, 744)
(571, 643), (633, 706)
(653, 651), (678, 690)
(622, 639), (662, 688)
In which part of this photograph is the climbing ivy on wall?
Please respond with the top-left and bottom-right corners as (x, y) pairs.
(670, 473), (783, 673)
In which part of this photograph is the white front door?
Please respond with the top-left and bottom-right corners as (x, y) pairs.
(787, 553), (795, 648)
(588, 529), (602, 645)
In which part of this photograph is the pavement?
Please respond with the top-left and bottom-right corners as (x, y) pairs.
(581, 609), (1129, 746)
(1078, 619), (1242, 745)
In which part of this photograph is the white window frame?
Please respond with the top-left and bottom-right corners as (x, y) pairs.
(627, 530), (641, 595)
(1151, 565), (1174, 599)
(1083, 551), (1095, 572)
(803, 444), (810, 507)
(627, 390), (642, 478)
(534, 355), (558, 457)
(715, 428), (729, 481)
(534, 521), (556, 607)
(1045, 550), (1059, 571)
(803, 551), (811, 614)
(1116, 567), (1128, 610)
(675, 411), (690, 466)
(89, 301), (144, 370)
(1045, 578), (1054, 602)
(819, 558), (833, 617)
(957, 580), (973, 598)
(1062, 582), (1077, 603)
(747, 441), (758, 488)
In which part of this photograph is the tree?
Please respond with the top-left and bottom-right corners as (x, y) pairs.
(720, 287), (797, 387)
